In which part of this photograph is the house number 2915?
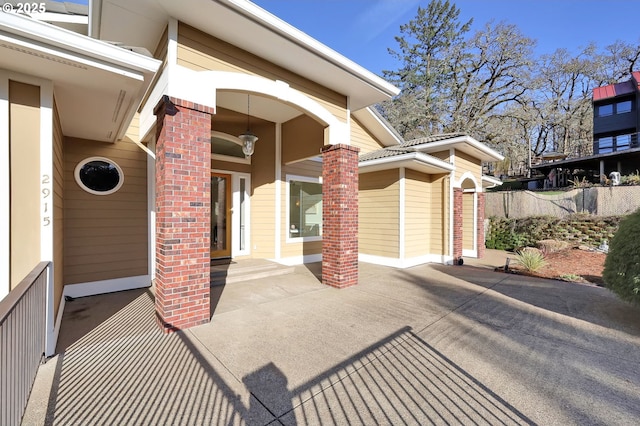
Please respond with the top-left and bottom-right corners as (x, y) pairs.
(42, 174), (51, 226)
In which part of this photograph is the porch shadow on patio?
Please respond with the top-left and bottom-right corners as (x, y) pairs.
(25, 286), (532, 425)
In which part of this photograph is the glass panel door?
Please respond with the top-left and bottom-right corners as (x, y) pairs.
(211, 173), (231, 258)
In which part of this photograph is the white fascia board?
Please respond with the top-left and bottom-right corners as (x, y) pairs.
(0, 12), (160, 76)
(352, 107), (403, 147)
(482, 175), (503, 187)
(412, 135), (505, 162)
(224, 0), (399, 99)
(359, 152), (454, 174)
(29, 12), (89, 24)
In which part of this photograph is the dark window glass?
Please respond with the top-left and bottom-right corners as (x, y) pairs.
(616, 134), (631, 151)
(617, 100), (632, 114)
(598, 137), (613, 153)
(598, 104), (613, 117)
(212, 136), (245, 158)
(79, 160), (121, 192)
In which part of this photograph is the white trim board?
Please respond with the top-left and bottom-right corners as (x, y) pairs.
(63, 275), (151, 299)
(358, 253), (450, 269)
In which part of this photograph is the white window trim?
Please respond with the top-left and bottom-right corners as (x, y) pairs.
(286, 174), (322, 243)
(232, 173), (251, 257)
(74, 156), (124, 196)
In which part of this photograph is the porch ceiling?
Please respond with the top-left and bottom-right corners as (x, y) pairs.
(216, 91), (303, 124)
(0, 12), (160, 142)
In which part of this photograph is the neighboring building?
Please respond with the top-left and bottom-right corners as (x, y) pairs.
(592, 72), (640, 156)
(532, 72), (640, 186)
(0, 0), (502, 354)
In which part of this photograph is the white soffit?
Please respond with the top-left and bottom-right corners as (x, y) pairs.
(352, 107), (403, 147)
(0, 12), (160, 142)
(98, 0), (399, 110)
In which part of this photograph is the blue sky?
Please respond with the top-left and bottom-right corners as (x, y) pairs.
(252, 0), (640, 77)
(67, 0), (639, 78)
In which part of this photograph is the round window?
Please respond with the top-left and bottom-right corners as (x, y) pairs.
(74, 157), (124, 195)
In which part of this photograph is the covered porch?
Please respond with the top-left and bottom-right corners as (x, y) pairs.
(22, 255), (640, 425)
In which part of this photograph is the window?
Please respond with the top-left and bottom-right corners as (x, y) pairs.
(598, 137), (613, 154)
(597, 104), (613, 117)
(616, 134), (631, 151)
(211, 131), (250, 164)
(617, 100), (632, 114)
(288, 177), (322, 240)
(74, 157), (124, 195)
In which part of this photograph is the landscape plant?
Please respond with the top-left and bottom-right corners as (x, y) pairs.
(603, 208), (640, 304)
(515, 249), (547, 273)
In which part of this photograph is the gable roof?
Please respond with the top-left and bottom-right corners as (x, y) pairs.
(93, 0), (400, 111)
(359, 146), (454, 175)
(403, 133), (504, 162)
(359, 132), (504, 174)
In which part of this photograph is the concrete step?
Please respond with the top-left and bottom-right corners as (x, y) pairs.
(210, 259), (295, 286)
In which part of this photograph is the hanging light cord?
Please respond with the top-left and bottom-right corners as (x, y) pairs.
(246, 94), (251, 131)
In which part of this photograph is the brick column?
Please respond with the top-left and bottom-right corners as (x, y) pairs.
(476, 192), (485, 258)
(453, 188), (463, 265)
(322, 144), (359, 288)
(154, 96), (213, 332)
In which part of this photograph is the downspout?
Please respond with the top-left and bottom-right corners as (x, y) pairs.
(89, 0), (102, 39)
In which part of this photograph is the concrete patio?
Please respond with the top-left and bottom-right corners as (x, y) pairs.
(23, 253), (640, 425)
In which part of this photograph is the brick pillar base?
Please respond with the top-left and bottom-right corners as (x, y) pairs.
(154, 96), (213, 332)
(453, 188), (463, 265)
(322, 144), (359, 288)
(477, 192), (485, 258)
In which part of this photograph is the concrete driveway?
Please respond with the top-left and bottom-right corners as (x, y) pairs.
(24, 260), (640, 425)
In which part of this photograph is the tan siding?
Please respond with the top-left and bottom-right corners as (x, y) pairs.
(63, 138), (148, 284)
(430, 175), (449, 256)
(455, 150), (482, 186)
(462, 192), (474, 250)
(177, 23), (348, 123)
(249, 121), (276, 258)
(211, 159), (251, 174)
(282, 115), (325, 164)
(123, 113), (140, 143)
(359, 170), (399, 258)
(9, 81), (41, 289)
(350, 117), (384, 155)
(53, 99), (64, 316)
(404, 170), (430, 258)
(431, 150), (450, 162)
(281, 161), (323, 258)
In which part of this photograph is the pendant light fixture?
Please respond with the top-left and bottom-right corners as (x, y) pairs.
(238, 94), (258, 158)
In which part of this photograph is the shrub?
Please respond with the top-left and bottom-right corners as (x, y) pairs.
(515, 248), (547, 272)
(485, 222), (527, 251)
(603, 209), (640, 304)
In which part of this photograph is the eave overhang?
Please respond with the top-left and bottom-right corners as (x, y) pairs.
(359, 151), (454, 175)
(352, 107), (404, 148)
(0, 12), (160, 142)
(482, 174), (503, 188)
(95, 0), (400, 110)
(406, 135), (505, 162)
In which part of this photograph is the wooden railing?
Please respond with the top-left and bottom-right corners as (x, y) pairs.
(0, 262), (49, 426)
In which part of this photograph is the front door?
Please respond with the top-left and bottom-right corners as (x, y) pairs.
(211, 173), (232, 258)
